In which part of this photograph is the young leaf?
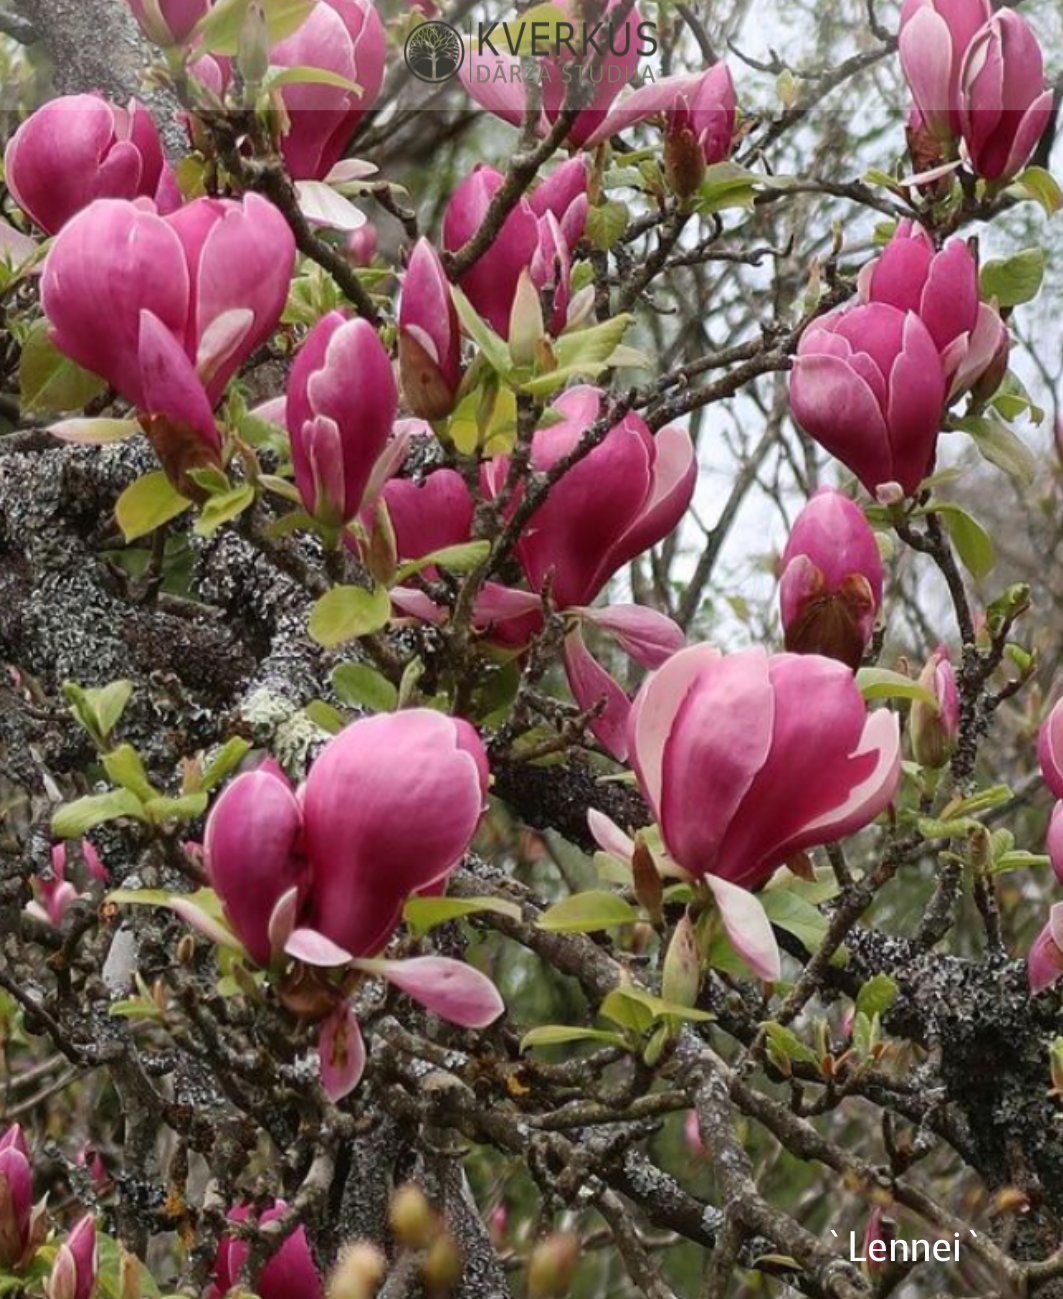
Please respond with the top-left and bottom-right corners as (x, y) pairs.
(309, 584), (391, 648)
(538, 890), (639, 933)
(855, 667), (937, 709)
(403, 895), (522, 936)
(957, 413), (1036, 486)
(520, 1025), (629, 1052)
(116, 472), (192, 542)
(193, 483), (255, 537)
(930, 502), (995, 580)
(331, 662), (399, 712)
(979, 247), (1045, 308)
(855, 973), (898, 1020)
(20, 321), (107, 415)
(194, 0), (314, 55)
(52, 790), (147, 838)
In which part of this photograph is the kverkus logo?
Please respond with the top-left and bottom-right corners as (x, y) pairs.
(404, 20), (466, 83)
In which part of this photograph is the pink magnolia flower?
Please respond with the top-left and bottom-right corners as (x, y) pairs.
(858, 220), (1008, 400)
(5, 95), (179, 236)
(192, 0), (386, 181)
(958, 10), (1053, 183)
(628, 645), (901, 890)
(779, 488), (883, 670)
(27, 843), (81, 928)
(586, 64), (738, 193)
(0, 1126), (37, 1270)
(460, 0), (643, 147)
(1039, 700), (1063, 799)
(286, 312), (398, 526)
(297, 711), (488, 959)
(529, 157), (590, 247)
(1048, 802), (1063, 888)
(898, 0), (991, 145)
(46, 1217), (96, 1299)
(443, 162), (590, 339)
(381, 467), (475, 563)
(398, 240), (463, 420)
(209, 1204), (323, 1299)
(42, 196), (295, 479)
(347, 222), (377, 266)
(127, 0), (209, 44)
(204, 762), (307, 967)
(909, 646), (960, 768)
(789, 303), (946, 497)
(443, 166), (541, 338)
(1028, 902), (1063, 994)
(267, 0), (386, 180)
(482, 386), (697, 609)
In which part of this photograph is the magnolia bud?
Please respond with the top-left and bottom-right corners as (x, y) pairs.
(390, 1184), (436, 1250)
(119, 1245), (143, 1299)
(527, 1232), (579, 1298)
(910, 648), (959, 769)
(367, 498), (399, 589)
(421, 1235), (463, 1296)
(662, 913), (700, 1009)
(508, 269), (545, 369)
(664, 125), (706, 199)
(631, 836), (663, 926)
(238, 0), (271, 86)
(328, 1242), (386, 1299)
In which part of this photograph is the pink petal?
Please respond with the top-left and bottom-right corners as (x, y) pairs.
(285, 926), (356, 968)
(355, 955), (504, 1028)
(575, 603), (685, 669)
(563, 626), (631, 761)
(318, 1003), (366, 1100)
(704, 875), (781, 981)
(137, 308), (219, 447)
(587, 809), (635, 863)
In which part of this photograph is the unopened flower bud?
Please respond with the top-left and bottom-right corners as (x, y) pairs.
(910, 647), (959, 769)
(662, 913), (700, 1009)
(237, 0), (271, 87)
(367, 498), (399, 588)
(421, 1234), (463, 1296)
(328, 1242), (386, 1299)
(390, 1184), (436, 1250)
(631, 835), (663, 926)
(46, 1217), (96, 1299)
(527, 1231), (579, 1298)
(665, 124), (707, 198)
(508, 269), (545, 369)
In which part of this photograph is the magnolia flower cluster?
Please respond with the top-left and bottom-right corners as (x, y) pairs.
(790, 219), (1009, 499)
(899, 0), (1052, 181)
(0, 1125), (95, 1299)
(1028, 702), (1063, 993)
(209, 1204), (322, 1299)
(203, 711), (502, 1098)
(41, 194), (295, 491)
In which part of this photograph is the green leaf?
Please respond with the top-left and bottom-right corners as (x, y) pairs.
(52, 789), (147, 838)
(451, 286), (513, 377)
(763, 1021), (819, 1069)
(331, 662), (398, 712)
(520, 1025), (628, 1051)
(585, 199), (629, 251)
(760, 890), (828, 954)
(600, 985), (713, 1029)
(957, 413), (1036, 486)
(193, 482), (255, 537)
(264, 64), (364, 94)
(991, 850), (1052, 876)
(48, 417), (140, 444)
(979, 247), (1045, 308)
(855, 667), (937, 709)
(108, 886), (243, 951)
(538, 890), (638, 933)
(304, 699), (347, 733)
(942, 784), (1012, 819)
(64, 679), (134, 744)
(194, 0), (314, 55)
(200, 737), (252, 791)
(404, 895), (523, 936)
(855, 973), (898, 1020)
(116, 472), (192, 542)
(1007, 166), (1063, 216)
(395, 540), (491, 583)
(309, 584), (391, 648)
(930, 502), (995, 580)
(695, 161), (758, 213)
(20, 321), (107, 415)
(96, 1231), (161, 1299)
(102, 744), (158, 802)
(144, 792), (209, 824)
(550, 313), (633, 374)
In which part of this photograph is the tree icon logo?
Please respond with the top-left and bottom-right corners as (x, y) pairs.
(404, 20), (465, 84)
